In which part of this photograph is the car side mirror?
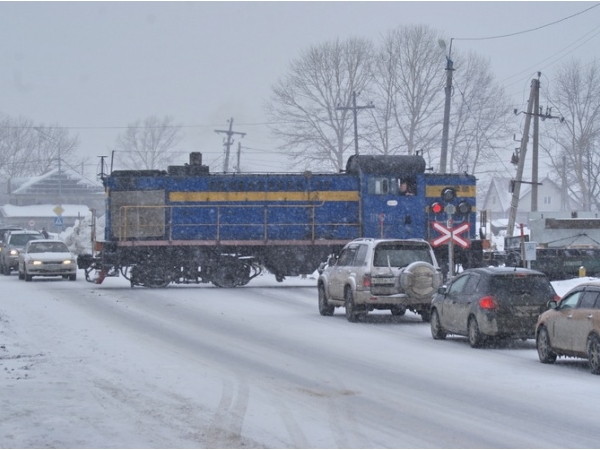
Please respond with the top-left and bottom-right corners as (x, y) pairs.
(327, 255), (338, 266)
(437, 286), (447, 295)
(547, 300), (558, 310)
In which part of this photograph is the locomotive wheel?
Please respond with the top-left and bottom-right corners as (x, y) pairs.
(212, 265), (238, 288)
(131, 265), (171, 288)
(211, 257), (252, 288)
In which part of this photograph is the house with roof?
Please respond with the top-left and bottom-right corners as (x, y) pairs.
(480, 176), (582, 233)
(0, 167), (104, 231)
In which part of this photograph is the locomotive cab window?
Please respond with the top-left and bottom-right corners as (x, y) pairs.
(369, 178), (390, 195)
(397, 178), (416, 196)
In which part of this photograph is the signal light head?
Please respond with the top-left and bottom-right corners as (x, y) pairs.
(457, 201), (472, 215)
(441, 187), (456, 203)
(431, 202), (444, 214)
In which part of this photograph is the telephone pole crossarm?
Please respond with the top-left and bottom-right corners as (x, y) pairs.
(336, 91), (374, 156)
(215, 117), (246, 172)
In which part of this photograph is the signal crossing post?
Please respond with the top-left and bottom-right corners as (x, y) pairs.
(446, 204), (455, 278)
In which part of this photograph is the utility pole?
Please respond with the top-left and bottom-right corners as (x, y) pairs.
(34, 127), (63, 205)
(215, 118), (246, 172)
(440, 41), (454, 174)
(235, 141), (241, 173)
(507, 78), (537, 237)
(336, 91), (374, 156)
(532, 76), (540, 212)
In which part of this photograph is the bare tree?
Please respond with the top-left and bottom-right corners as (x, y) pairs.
(0, 116), (36, 179)
(543, 59), (600, 211)
(449, 51), (512, 174)
(266, 37), (375, 171)
(31, 125), (80, 174)
(376, 25), (446, 160)
(0, 116), (79, 179)
(114, 115), (184, 170)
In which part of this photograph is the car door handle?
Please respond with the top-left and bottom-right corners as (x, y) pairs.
(588, 315), (594, 320)
(567, 314), (573, 319)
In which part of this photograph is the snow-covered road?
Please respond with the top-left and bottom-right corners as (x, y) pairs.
(1, 271), (598, 448)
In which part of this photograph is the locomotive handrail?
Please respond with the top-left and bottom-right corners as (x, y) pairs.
(116, 203), (359, 243)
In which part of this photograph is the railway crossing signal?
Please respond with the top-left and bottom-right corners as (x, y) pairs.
(430, 221), (470, 249)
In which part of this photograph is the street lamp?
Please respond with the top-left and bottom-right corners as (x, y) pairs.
(438, 39), (454, 175)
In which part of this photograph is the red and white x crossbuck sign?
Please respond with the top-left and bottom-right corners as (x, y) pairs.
(430, 222), (470, 248)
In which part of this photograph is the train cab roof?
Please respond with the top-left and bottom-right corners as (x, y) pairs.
(346, 154), (426, 176)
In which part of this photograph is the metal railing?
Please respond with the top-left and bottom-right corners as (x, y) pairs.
(114, 203), (359, 243)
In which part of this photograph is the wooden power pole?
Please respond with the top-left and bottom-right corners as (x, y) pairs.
(215, 118), (246, 172)
(507, 78), (538, 237)
(336, 91), (374, 156)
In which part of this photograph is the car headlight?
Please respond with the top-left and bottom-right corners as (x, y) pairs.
(32, 260), (43, 265)
(63, 260), (72, 265)
(9, 249), (19, 256)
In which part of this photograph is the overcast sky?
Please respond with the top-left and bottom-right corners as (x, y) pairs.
(2, 1), (599, 176)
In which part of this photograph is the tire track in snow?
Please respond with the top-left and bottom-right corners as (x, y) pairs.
(204, 376), (252, 448)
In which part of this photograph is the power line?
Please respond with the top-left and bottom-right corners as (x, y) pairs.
(454, 3), (600, 41)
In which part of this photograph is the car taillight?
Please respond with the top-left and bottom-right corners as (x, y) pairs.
(362, 274), (371, 288)
(479, 296), (498, 310)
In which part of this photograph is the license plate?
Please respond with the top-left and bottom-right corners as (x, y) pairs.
(372, 277), (395, 284)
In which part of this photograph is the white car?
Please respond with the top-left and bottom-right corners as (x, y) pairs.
(18, 239), (77, 281)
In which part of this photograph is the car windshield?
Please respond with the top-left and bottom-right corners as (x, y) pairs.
(28, 242), (69, 253)
(10, 234), (42, 246)
(490, 274), (554, 304)
(373, 243), (433, 267)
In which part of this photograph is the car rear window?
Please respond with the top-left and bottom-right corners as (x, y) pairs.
(490, 274), (555, 304)
(10, 234), (43, 246)
(373, 243), (433, 267)
(29, 242), (69, 253)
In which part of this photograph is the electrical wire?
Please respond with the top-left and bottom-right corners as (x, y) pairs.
(454, 3), (600, 41)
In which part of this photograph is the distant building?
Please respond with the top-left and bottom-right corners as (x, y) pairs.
(481, 176), (582, 230)
(1, 167), (104, 230)
(0, 203), (93, 232)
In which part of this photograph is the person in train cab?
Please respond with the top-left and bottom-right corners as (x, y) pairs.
(399, 181), (414, 196)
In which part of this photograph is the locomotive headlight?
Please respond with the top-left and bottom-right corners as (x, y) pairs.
(457, 201), (472, 215)
(441, 187), (456, 203)
(430, 202), (444, 214)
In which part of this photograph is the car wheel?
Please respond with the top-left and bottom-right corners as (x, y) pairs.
(69, 273), (77, 281)
(18, 267), (25, 280)
(345, 289), (363, 323)
(420, 309), (431, 323)
(536, 326), (557, 364)
(468, 317), (484, 348)
(25, 269), (32, 282)
(587, 335), (600, 374)
(390, 306), (406, 316)
(430, 309), (447, 340)
(318, 284), (334, 316)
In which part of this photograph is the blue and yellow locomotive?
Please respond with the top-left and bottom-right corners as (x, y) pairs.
(85, 152), (482, 287)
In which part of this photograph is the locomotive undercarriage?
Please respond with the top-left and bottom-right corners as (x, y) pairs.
(78, 243), (341, 288)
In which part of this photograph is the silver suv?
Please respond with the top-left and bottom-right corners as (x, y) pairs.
(0, 230), (44, 275)
(317, 238), (442, 322)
